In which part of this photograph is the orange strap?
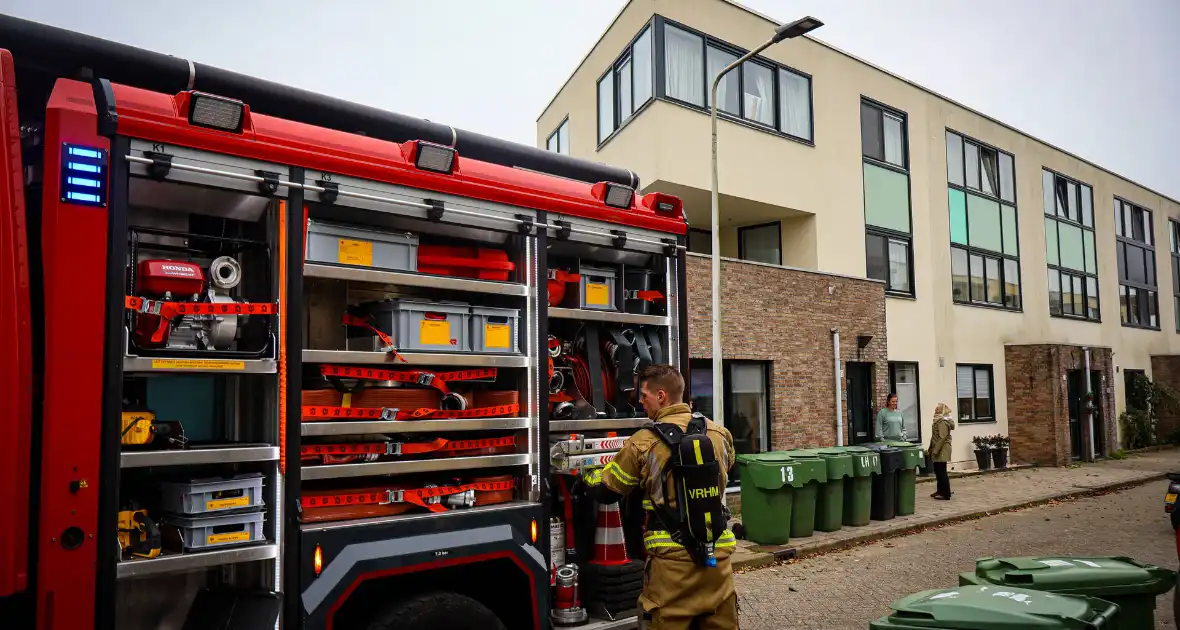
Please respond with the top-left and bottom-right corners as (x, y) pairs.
(125, 296), (277, 318)
(301, 402), (520, 421)
(340, 313), (407, 362)
(301, 436), (514, 459)
(626, 290), (665, 302)
(319, 365), (497, 396)
(418, 254), (515, 271)
(302, 479), (515, 513)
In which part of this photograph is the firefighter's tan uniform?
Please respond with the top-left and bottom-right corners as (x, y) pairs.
(584, 403), (738, 629)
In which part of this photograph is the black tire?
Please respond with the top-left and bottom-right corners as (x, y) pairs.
(364, 591), (506, 630)
(581, 560), (644, 581)
(582, 576), (644, 597)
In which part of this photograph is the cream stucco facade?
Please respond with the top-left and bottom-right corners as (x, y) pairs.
(537, 0), (1180, 465)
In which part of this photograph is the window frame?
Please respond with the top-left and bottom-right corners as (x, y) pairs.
(955, 364), (996, 424)
(1171, 220), (1180, 332)
(595, 22), (657, 148)
(862, 98), (914, 297)
(546, 117), (570, 155)
(688, 359), (774, 476)
(656, 16), (814, 144)
(888, 361), (922, 443)
(1115, 196), (1159, 330)
(687, 228), (712, 255)
(946, 129), (1022, 312)
(1043, 169), (1099, 322)
(737, 221), (782, 266)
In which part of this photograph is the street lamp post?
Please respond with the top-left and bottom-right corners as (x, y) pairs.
(709, 16), (822, 425)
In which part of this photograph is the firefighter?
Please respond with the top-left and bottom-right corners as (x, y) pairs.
(583, 364), (738, 629)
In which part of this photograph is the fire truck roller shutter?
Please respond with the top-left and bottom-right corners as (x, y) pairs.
(0, 14), (639, 189)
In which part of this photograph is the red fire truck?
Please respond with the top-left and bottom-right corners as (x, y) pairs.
(0, 14), (689, 630)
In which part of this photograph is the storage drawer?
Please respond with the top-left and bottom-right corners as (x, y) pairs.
(159, 473), (265, 515)
(347, 299), (472, 353)
(162, 510), (265, 551)
(306, 220), (418, 272)
(469, 306), (521, 354)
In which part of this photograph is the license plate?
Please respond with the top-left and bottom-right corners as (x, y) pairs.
(1166, 493), (1178, 504)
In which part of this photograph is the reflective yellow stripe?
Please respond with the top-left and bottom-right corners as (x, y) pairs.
(605, 461), (638, 487)
(692, 439), (704, 465)
(704, 511), (713, 542)
(643, 529), (737, 551)
(583, 468), (604, 486)
(716, 531), (736, 548)
(642, 499), (655, 511)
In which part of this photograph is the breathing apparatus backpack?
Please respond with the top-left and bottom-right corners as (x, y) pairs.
(647, 413), (727, 566)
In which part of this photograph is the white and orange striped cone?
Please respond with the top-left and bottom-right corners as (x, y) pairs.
(589, 501), (629, 566)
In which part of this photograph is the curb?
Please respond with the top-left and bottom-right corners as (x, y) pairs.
(731, 472), (1166, 570)
(915, 464), (1035, 484)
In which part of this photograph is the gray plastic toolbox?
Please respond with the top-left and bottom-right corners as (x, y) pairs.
(348, 299), (472, 353)
(469, 306), (521, 354)
(578, 266), (617, 311)
(164, 510), (266, 551)
(159, 473), (265, 516)
(305, 220), (419, 272)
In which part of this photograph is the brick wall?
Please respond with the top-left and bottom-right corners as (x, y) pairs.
(685, 254), (888, 450)
(1149, 355), (1180, 442)
(1005, 344), (1115, 466)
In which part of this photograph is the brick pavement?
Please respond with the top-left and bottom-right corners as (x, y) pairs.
(730, 448), (1179, 569)
(734, 476), (1179, 629)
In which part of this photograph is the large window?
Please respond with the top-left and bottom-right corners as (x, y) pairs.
(1171, 220), (1180, 331)
(946, 131), (1020, 310)
(597, 25), (654, 144)
(1043, 169), (1098, 320)
(687, 228), (712, 255)
(662, 21), (813, 142)
(888, 362), (921, 442)
(1115, 198), (1158, 328)
(546, 118), (569, 155)
(955, 364), (995, 423)
(862, 100), (912, 295)
(689, 360), (771, 466)
(737, 222), (781, 265)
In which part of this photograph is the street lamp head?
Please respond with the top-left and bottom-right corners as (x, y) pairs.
(773, 16), (823, 43)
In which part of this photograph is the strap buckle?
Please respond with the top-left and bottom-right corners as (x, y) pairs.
(379, 408), (401, 421)
(383, 490), (404, 505)
(416, 372), (435, 387)
(386, 442), (403, 456)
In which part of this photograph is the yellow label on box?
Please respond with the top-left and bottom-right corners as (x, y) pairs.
(420, 319), (452, 346)
(585, 282), (610, 306)
(206, 496), (250, 511)
(485, 323), (511, 349)
(207, 531), (251, 545)
(338, 238), (373, 267)
(151, 359), (245, 371)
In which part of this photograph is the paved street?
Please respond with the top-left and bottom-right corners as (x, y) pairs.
(735, 479), (1178, 629)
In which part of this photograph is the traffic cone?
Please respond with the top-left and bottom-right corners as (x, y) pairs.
(589, 501), (629, 565)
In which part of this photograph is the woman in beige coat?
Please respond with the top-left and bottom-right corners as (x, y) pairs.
(927, 402), (954, 500)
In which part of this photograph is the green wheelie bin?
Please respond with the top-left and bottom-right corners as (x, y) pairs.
(802, 448), (854, 532)
(960, 556), (1178, 630)
(885, 440), (925, 516)
(870, 584), (1119, 630)
(781, 451), (827, 538)
(837, 446), (879, 527)
(735, 453), (796, 545)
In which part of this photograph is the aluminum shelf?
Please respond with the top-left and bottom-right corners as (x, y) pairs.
(121, 446), (279, 468)
(304, 263), (529, 297)
(301, 500), (538, 533)
(548, 307), (670, 327)
(549, 418), (649, 432)
(302, 417), (531, 436)
(302, 349), (530, 368)
(300, 453), (530, 481)
(116, 543), (278, 579)
(123, 356), (277, 374)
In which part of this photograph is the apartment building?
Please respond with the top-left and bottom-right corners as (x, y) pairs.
(537, 0), (1180, 467)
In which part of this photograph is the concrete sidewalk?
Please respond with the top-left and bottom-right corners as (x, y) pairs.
(730, 448), (1179, 570)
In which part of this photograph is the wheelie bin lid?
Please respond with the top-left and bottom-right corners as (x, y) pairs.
(869, 585), (1119, 630)
(736, 452), (825, 488)
(836, 446), (881, 476)
(883, 441), (926, 469)
(961, 556), (1178, 598)
(863, 443), (906, 473)
(801, 448), (855, 480)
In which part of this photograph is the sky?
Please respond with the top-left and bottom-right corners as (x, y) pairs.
(4, 0), (1178, 199)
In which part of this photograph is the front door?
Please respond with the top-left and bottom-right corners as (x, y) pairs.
(1067, 370), (1084, 459)
(847, 362), (875, 444)
(1089, 371), (1104, 457)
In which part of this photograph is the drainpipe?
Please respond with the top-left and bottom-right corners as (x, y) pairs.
(1083, 347), (1095, 461)
(833, 328), (844, 446)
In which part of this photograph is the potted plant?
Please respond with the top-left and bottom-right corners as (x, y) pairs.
(972, 435), (992, 471)
(990, 435), (1010, 469)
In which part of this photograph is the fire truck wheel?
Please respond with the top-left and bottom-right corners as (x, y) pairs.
(365, 591), (506, 630)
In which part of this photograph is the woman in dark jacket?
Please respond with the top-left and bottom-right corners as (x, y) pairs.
(928, 402), (954, 500)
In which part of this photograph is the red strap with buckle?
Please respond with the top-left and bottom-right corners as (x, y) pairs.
(301, 403), (520, 421)
(301, 436), (514, 459)
(319, 365), (498, 396)
(126, 296), (278, 318)
(341, 313), (407, 362)
(302, 479), (516, 512)
(548, 269), (581, 283)
(626, 290), (665, 302)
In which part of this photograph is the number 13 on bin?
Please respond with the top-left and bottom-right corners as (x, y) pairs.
(780, 466), (794, 483)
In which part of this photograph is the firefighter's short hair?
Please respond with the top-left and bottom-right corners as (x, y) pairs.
(639, 364), (685, 403)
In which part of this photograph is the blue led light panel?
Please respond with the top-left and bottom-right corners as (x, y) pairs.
(60, 143), (108, 207)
